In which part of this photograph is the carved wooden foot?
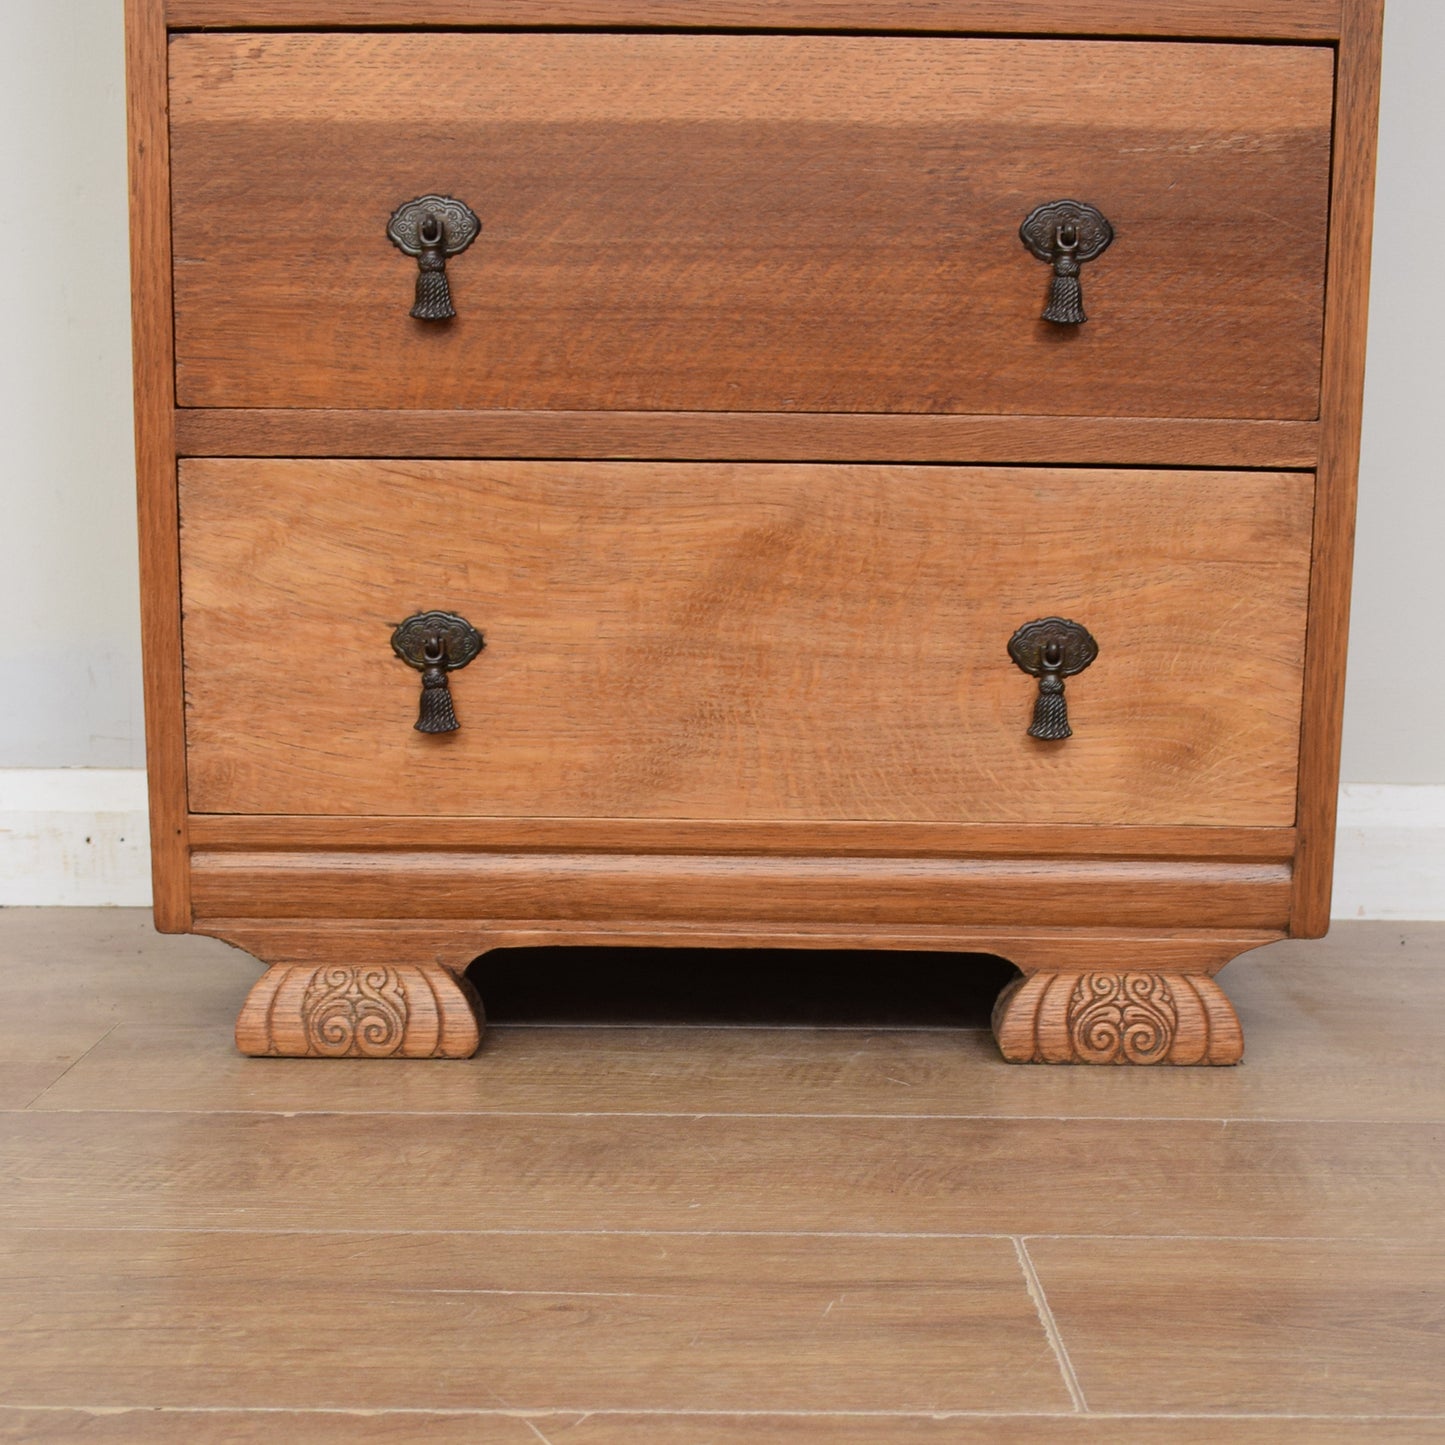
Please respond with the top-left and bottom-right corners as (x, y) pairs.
(992, 970), (1242, 1066)
(235, 962), (483, 1059)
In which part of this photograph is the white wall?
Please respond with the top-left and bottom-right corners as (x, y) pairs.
(1340, 0), (1445, 783)
(0, 2), (1442, 909)
(0, 1), (141, 768)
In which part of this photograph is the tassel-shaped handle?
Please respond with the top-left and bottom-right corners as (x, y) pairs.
(387, 195), (481, 323)
(1028, 647), (1073, 740)
(411, 215), (457, 321)
(1043, 242), (1086, 326)
(391, 611), (485, 734)
(1008, 618), (1098, 743)
(415, 637), (461, 733)
(1019, 201), (1114, 326)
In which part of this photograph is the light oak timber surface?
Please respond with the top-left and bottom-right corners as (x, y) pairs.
(199, 919), (1282, 964)
(180, 461), (1313, 826)
(991, 968), (1243, 1066)
(185, 816), (1300, 860)
(172, 411), (1324, 469)
(124, 0), (188, 930)
(168, 35), (1331, 418)
(162, 1), (1346, 41)
(1028, 1237), (1445, 1416)
(187, 854), (1293, 929)
(3, 1111), (1439, 1241)
(233, 961), (483, 1059)
(1291, 0), (1386, 935)
(4, 1413), (1441, 1445)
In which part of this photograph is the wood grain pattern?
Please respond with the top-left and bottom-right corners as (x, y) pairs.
(168, 35), (1332, 419)
(18, 918), (1445, 1124)
(1028, 1237), (1445, 1416)
(0, 1229), (1067, 1413)
(162, 0), (1345, 41)
(185, 815), (1299, 860)
(8, 913), (1445, 1435)
(4, 1111), (1440, 1240)
(179, 461), (1314, 827)
(124, 0), (189, 932)
(5, 1412), (1439, 1445)
(993, 970), (1243, 1065)
(234, 962), (482, 1058)
(1290, 0), (1386, 937)
(419, 1418), (1445, 1445)
(0, 1413), (560, 1445)
(51, 938), (1445, 1122)
(187, 853), (1292, 930)
(173, 410), (1323, 469)
(201, 920), (1283, 980)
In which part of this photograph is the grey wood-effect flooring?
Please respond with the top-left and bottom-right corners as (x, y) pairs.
(0, 911), (1442, 1442)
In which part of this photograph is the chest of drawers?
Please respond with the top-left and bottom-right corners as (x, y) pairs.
(126, 0), (1383, 1065)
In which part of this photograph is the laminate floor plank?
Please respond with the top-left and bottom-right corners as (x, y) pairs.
(0, 1110), (1439, 1241)
(0, 1229), (1068, 1414)
(30, 956), (1445, 1121)
(0, 910), (253, 1033)
(4, 1409), (1443, 1444)
(16, 916), (1445, 1124)
(1027, 1236), (1445, 1416)
(0, 1410), (562, 1443)
(2, 914), (1443, 1429)
(0, 1036), (111, 1112)
(548, 1417), (1445, 1443)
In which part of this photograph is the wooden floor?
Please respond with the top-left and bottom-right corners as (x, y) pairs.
(0, 912), (1442, 1442)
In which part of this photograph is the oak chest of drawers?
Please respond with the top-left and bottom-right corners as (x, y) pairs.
(126, 0), (1383, 1065)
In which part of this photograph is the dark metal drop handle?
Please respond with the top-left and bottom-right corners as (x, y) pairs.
(1008, 618), (1099, 741)
(387, 195), (481, 322)
(1019, 200), (1114, 325)
(391, 611), (485, 734)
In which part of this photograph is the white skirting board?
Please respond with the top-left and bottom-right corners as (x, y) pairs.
(1, 771), (1443, 919)
(0, 770), (152, 907)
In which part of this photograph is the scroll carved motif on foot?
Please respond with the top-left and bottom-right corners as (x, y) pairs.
(236, 962), (483, 1058)
(992, 970), (1242, 1066)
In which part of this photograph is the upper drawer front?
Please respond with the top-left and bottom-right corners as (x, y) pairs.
(179, 459), (1311, 827)
(169, 34), (1333, 419)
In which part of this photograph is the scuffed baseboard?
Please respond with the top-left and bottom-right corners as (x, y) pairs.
(1331, 784), (1445, 921)
(2, 771), (1443, 919)
(0, 770), (151, 906)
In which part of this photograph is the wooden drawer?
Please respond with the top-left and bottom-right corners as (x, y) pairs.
(179, 459), (1312, 826)
(169, 33), (1332, 420)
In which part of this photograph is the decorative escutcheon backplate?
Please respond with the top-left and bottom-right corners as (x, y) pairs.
(390, 610), (485, 734)
(386, 195), (481, 322)
(1008, 617), (1098, 741)
(1019, 200), (1114, 325)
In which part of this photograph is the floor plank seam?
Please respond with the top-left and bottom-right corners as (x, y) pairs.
(17, 1023), (119, 1110)
(2, 1225), (1428, 1244)
(1014, 1236), (1088, 1413)
(521, 1415), (558, 1445)
(5, 1406), (1445, 1421)
(25, 1107), (1445, 1124)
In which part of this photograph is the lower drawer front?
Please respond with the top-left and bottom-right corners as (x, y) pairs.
(179, 460), (1312, 827)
